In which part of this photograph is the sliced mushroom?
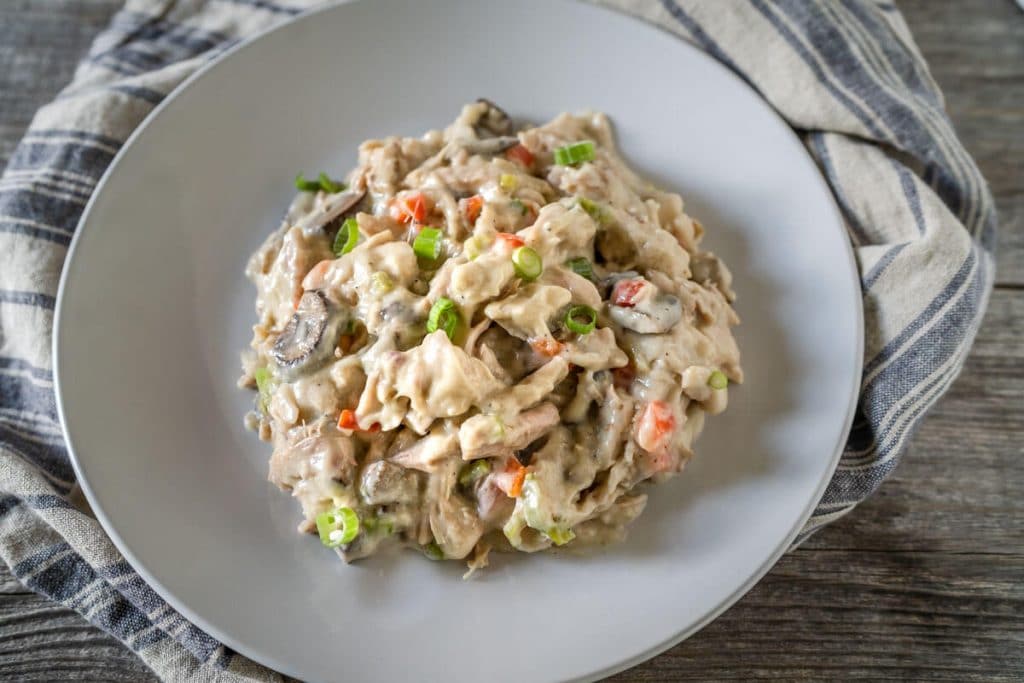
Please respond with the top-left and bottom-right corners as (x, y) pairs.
(599, 271), (642, 299)
(271, 291), (348, 378)
(458, 135), (520, 156)
(294, 188), (365, 234)
(360, 460), (420, 505)
(473, 98), (513, 137)
(441, 135), (519, 162)
(604, 274), (683, 334)
(608, 293), (683, 334)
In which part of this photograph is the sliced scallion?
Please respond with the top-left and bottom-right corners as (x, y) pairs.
(423, 541), (445, 560)
(512, 246), (542, 281)
(565, 305), (597, 335)
(577, 197), (608, 224)
(565, 257), (594, 281)
(708, 370), (729, 390)
(463, 234), (490, 260)
(553, 140), (596, 166)
(545, 526), (576, 546)
(253, 367), (275, 412)
(363, 515), (395, 536)
(370, 271), (393, 295)
(318, 172), (346, 194)
(458, 459), (492, 487)
(333, 218), (359, 256)
(413, 227), (443, 262)
(316, 507), (359, 547)
(500, 173), (518, 192)
(509, 198), (528, 216)
(294, 172), (321, 192)
(427, 297), (459, 340)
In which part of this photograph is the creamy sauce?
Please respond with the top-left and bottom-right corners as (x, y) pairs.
(241, 101), (742, 571)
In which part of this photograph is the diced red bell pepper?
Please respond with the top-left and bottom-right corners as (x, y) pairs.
(612, 279), (647, 307)
(337, 409), (358, 430)
(531, 338), (565, 358)
(636, 400), (676, 454)
(461, 195), (484, 224)
(390, 191), (431, 224)
(495, 232), (525, 249)
(505, 144), (535, 167)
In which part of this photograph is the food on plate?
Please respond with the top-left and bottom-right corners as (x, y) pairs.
(239, 100), (742, 573)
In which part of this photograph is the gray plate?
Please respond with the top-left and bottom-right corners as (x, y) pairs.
(54, 0), (863, 681)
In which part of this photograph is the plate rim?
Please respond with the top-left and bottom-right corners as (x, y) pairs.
(53, 0), (865, 680)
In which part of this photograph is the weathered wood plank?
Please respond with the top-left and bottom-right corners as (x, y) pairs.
(612, 287), (1024, 680)
(0, 0), (124, 169)
(801, 289), (1024, 557)
(0, 591), (157, 681)
(613, 551), (1024, 682)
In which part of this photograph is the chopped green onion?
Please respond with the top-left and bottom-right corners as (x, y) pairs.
(565, 257), (595, 281)
(518, 473), (574, 547)
(316, 507), (359, 547)
(318, 172), (346, 194)
(370, 271), (394, 295)
(708, 370), (729, 390)
(294, 172), (321, 192)
(492, 414), (506, 439)
(577, 197), (608, 224)
(553, 140), (596, 166)
(333, 218), (359, 256)
(509, 198), (528, 216)
(512, 246), (542, 280)
(253, 367), (275, 412)
(427, 297), (459, 340)
(363, 515), (395, 536)
(423, 541), (445, 560)
(458, 459), (492, 487)
(413, 226), (443, 262)
(500, 173), (518, 192)
(295, 171), (346, 193)
(565, 305), (597, 335)
(464, 234), (491, 260)
(503, 513), (526, 548)
(545, 527), (576, 546)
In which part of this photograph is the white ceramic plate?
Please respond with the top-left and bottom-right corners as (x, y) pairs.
(54, 0), (862, 680)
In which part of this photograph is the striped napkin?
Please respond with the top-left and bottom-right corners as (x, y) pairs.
(0, 1), (995, 679)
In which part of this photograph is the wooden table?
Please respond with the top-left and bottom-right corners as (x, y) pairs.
(1, 1), (1021, 680)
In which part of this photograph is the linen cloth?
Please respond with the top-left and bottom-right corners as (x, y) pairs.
(0, 0), (996, 679)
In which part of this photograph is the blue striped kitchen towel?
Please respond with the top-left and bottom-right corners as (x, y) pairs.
(0, 0), (996, 680)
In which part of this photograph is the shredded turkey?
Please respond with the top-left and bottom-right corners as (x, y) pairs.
(241, 101), (742, 570)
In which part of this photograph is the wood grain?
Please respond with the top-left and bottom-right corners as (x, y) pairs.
(0, 0), (1021, 681)
(0, 590), (157, 682)
(0, 0), (124, 171)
